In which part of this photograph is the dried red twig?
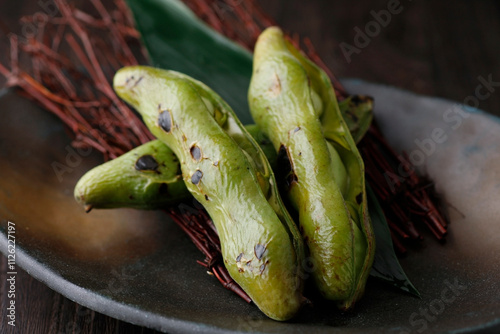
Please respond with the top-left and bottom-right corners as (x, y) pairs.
(183, 0), (273, 50)
(167, 207), (251, 303)
(1, 0), (152, 160)
(359, 125), (449, 253)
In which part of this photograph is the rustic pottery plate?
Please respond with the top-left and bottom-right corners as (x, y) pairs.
(1, 81), (499, 334)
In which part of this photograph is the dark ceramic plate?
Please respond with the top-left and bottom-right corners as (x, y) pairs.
(1, 82), (499, 334)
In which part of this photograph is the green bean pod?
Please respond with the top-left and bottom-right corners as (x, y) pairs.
(338, 95), (373, 144)
(244, 124), (278, 168)
(113, 66), (304, 321)
(248, 27), (374, 309)
(74, 109), (371, 211)
(74, 139), (187, 210)
(73, 125), (278, 210)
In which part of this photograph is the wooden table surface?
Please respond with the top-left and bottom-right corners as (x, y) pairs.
(1, 0), (499, 333)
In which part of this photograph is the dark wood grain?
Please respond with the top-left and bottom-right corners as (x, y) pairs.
(0, 255), (160, 334)
(1, 0), (500, 333)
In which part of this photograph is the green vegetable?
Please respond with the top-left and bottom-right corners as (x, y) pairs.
(366, 185), (420, 296)
(126, 0), (254, 124)
(74, 139), (187, 210)
(243, 124), (278, 169)
(113, 65), (305, 321)
(248, 27), (375, 309)
(126, 0), (416, 299)
(338, 95), (373, 144)
(74, 125), (277, 210)
(73, 118), (365, 211)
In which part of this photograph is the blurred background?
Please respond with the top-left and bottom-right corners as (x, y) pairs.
(262, 0), (500, 116)
(2, 0), (499, 114)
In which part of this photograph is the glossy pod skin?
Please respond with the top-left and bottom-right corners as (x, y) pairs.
(244, 124), (278, 168)
(74, 139), (187, 210)
(285, 35), (375, 309)
(113, 66), (304, 321)
(248, 27), (375, 309)
(74, 126), (278, 210)
(74, 110), (371, 210)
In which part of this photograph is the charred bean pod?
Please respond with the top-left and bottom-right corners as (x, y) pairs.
(74, 139), (187, 210)
(73, 125), (278, 210)
(113, 66), (304, 321)
(248, 27), (375, 309)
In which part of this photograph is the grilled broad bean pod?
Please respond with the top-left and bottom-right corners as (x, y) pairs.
(113, 66), (304, 321)
(73, 125), (278, 210)
(284, 35), (375, 309)
(74, 108), (370, 211)
(248, 27), (375, 309)
(74, 139), (187, 210)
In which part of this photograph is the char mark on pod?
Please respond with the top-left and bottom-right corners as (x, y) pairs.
(159, 183), (169, 195)
(356, 193), (363, 204)
(135, 155), (159, 172)
(254, 243), (266, 260)
(277, 144), (298, 191)
(191, 170), (203, 185)
(158, 105), (172, 132)
(190, 145), (202, 161)
(350, 95), (362, 105)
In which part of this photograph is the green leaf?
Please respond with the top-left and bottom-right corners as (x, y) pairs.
(126, 0), (418, 296)
(367, 185), (420, 297)
(126, 0), (254, 124)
